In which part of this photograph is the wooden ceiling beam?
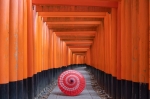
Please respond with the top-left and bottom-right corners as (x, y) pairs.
(55, 31), (96, 36)
(70, 48), (89, 50)
(68, 46), (90, 48)
(38, 12), (106, 17)
(60, 38), (94, 41)
(43, 17), (103, 22)
(47, 21), (102, 25)
(33, 0), (119, 8)
(35, 5), (111, 12)
(65, 41), (93, 44)
(73, 53), (86, 55)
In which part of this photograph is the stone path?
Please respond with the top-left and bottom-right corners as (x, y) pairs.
(47, 67), (101, 99)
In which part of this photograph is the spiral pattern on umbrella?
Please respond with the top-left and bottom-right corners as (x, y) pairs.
(58, 70), (86, 96)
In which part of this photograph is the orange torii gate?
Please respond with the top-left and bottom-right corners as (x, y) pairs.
(0, 0), (150, 99)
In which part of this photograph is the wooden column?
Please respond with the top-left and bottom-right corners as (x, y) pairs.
(116, 2), (121, 99)
(33, 7), (39, 97)
(100, 22), (105, 77)
(120, 0), (126, 98)
(149, 0), (150, 96)
(138, 0), (149, 98)
(27, 0), (34, 98)
(53, 33), (57, 68)
(57, 37), (61, 68)
(104, 13), (110, 93)
(41, 20), (44, 72)
(0, 0), (9, 99)
(50, 29), (54, 69)
(124, 0), (132, 98)
(18, 0), (24, 98)
(38, 16), (42, 74)
(131, 0), (139, 98)
(49, 29), (54, 83)
(110, 8), (117, 98)
(9, 0), (18, 98)
(23, 0), (28, 98)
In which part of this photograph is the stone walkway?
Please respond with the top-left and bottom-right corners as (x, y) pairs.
(47, 67), (101, 99)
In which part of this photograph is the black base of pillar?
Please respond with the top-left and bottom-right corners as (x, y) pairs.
(23, 79), (28, 99)
(139, 83), (148, 99)
(27, 77), (34, 99)
(0, 83), (9, 99)
(116, 79), (121, 99)
(121, 80), (125, 99)
(132, 82), (139, 99)
(17, 80), (23, 99)
(125, 80), (132, 99)
(9, 81), (17, 99)
(111, 77), (116, 99)
(33, 74), (38, 97)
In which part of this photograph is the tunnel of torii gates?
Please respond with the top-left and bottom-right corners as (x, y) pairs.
(0, 0), (150, 99)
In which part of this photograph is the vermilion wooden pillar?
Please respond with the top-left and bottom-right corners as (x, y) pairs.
(18, 0), (24, 98)
(87, 49), (91, 65)
(66, 46), (69, 66)
(111, 8), (117, 80)
(124, 0), (132, 98)
(37, 16), (41, 74)
(43, 22), (47, 71)
(27, 0), (34, 98)
(23, 0), (28, 98)
(104, 13), (110, 93)
(57, 37), (61, 68)
(116, 2), (121, 99)
(0, 0), (9, 99)
(9, 0), (18, 98)
(95, 32), (98, 69)
(108, 13), (111, 95)
(73, 54), (76, 65)
(41, 20), (44, 72)
(62, 42), (66, 66)
(110, 8), (117, 98)
(33, 7), (39, 97)
(131, 0), (139, 98)
(49, 29), (54, 83)
(53, 33), (57, 69)
(46, 26), (50, 70)
(46, 26), (51, 85)
(44, 24), (49, 86)
(49, 29), (52, 69)
(120, 0), (126, 98)
(104, 13), (108, 75)
(149, 1), (150, 98)
(138, 0), (149, 98)
(100, 23), (105, 78)
(68, 49), (71, 65)
(74, 54), (77, 65)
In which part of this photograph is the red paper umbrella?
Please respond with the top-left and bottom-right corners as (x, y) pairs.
(58, 70), (86, 96)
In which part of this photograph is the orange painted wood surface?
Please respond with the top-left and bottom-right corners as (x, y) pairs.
(138, 0), (149, 83)
(38, 12), (106, 18)
(125, 0), (131, 81)
(117, 2), (121, 80)
(131, 0), (139, 83)
(9, 0), (18, 82)
(110, 8), (117, 77)
(0, 0), (9, 84)
(27, 0), (34, 77)
(18, 0), (24, 81)
(23, 0), (28, 79)
(120, 0), (125, 80)
(32, 0), (118, 8)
